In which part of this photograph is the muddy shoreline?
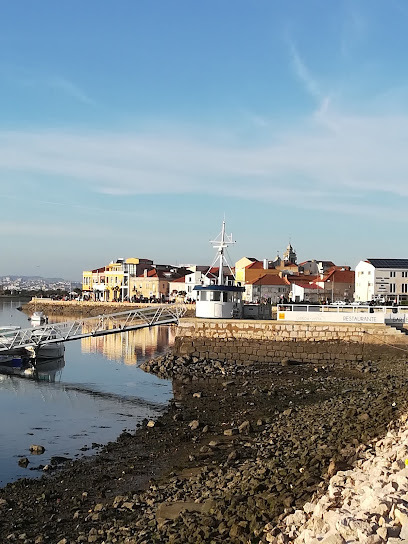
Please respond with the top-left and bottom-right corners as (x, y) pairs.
(1, 349), (407, 543)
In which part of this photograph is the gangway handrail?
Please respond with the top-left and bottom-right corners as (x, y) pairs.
(0, 304), (187, 352)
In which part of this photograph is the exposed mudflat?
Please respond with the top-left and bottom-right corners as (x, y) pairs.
(1, 351), (407, 543)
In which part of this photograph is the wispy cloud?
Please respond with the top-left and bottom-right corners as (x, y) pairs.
(285, 36), (334, 125)
(1, 108), (408, 221)
(0, 64), (95, 106)
(287, 38), (322, 102)
(46, 76), (95, 106)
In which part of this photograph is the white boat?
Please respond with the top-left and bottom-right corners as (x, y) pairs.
(30, 311), (48, 325)
(0, 325), (21, 333)
(26, 329), (65, 360)
(36, 343), (65, 359)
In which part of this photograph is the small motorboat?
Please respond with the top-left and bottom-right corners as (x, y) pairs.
(26, 329), (65, 360)
(0, 353), (34, 377)
(30, 311), (48, 325)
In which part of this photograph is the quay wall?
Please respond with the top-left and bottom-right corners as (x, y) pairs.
(174, 319), (408, 364)
(22, 300), (196, 318)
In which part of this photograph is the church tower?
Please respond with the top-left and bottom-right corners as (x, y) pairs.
(283, 243), (297, 264)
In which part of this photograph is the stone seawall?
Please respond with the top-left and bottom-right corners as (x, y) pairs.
(22, 300), (196, 318)
(174, 319), (408, 363)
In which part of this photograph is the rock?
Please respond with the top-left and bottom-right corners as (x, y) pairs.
(189, 420), (200, 431)
(320, 533), (345, 544)
(18, 457), (29, 467)
(376, 527), (388, 540)
(50, 456), (71, 465)
(358, 413), (370, 422)
(238, 421), (251, 435)
(147, 420), (156, 427)
(193, 392), (202, 398)
(122, 501), (136, 510)
(29, 444), (45, 454)
(281, 358), (290, 366)
(156, 499), (214, 526)
(224, 428), (238, 436)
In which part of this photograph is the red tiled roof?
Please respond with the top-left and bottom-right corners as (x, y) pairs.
(245, 261), (263, 269)
(247, 275), (289, 286)
(171, 276), (186, 283)
(293, 282), (323, 290)
(321, 270), (355, 283)
(286, 275), (319, 283)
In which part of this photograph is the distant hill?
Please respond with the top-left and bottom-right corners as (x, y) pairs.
(1, 275), (80, 283)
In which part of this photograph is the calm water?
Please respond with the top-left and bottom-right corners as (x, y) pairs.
(0, 299), (174, 486)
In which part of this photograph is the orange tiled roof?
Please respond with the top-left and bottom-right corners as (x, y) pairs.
(245, 261), (263, 269)
(293, 282), (323, 290)
(321, 269), (355, 283)
(246, 274), (289, 286)
(171, 276), (187, 283)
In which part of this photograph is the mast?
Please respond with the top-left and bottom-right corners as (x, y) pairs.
(209, 220), (236, 285)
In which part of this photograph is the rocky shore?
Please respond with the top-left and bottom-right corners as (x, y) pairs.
(264, 414), (408, 543)
(1, 350), (408, 543)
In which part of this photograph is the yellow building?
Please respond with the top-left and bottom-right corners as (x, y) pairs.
(82, 270), (93, 295)
(83, 257), (153, 302)
(105, 261), (125, 302)
(235, 258), (280, 284)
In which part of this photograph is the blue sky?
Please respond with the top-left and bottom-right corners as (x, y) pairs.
(1, 0), (408, 279)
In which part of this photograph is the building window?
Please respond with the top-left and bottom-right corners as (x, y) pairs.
(390, 271), (396, 278)
(390, 283), (396, 293)
(403, 272), (408, 278)
(403, 284), (408, 294)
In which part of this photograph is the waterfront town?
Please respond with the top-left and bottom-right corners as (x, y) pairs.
(79, 243), (407, 306)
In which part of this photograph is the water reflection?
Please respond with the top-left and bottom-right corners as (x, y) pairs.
(36, 314), (177, 366)
(0, 301), (175, 486)
(0, 356), (65, 382)
(80, 324), (176, 365)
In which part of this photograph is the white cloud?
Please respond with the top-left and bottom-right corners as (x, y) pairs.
(287, 39), (323, 103)
(0, 108), (408, 220)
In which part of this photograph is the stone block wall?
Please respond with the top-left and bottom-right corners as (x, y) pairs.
(174, 319), (408, 364)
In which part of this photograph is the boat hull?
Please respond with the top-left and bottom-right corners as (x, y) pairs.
(36, 343), (65, 359)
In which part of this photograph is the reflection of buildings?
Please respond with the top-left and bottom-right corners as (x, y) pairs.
(81, 325), (175, 365)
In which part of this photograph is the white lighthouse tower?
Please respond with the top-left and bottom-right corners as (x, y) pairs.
(194, 220), (245, 319)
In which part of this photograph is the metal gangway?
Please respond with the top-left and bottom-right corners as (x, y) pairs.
(0, 304), (187, 354)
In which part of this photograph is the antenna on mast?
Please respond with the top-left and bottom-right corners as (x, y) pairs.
(207, 220), (236, 285)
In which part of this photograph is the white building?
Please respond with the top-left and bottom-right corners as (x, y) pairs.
(244, 275), (289, 303)
(184, 269), (214, 301)
(290, 282), (323, 303)
(355, 259), (408, 303)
